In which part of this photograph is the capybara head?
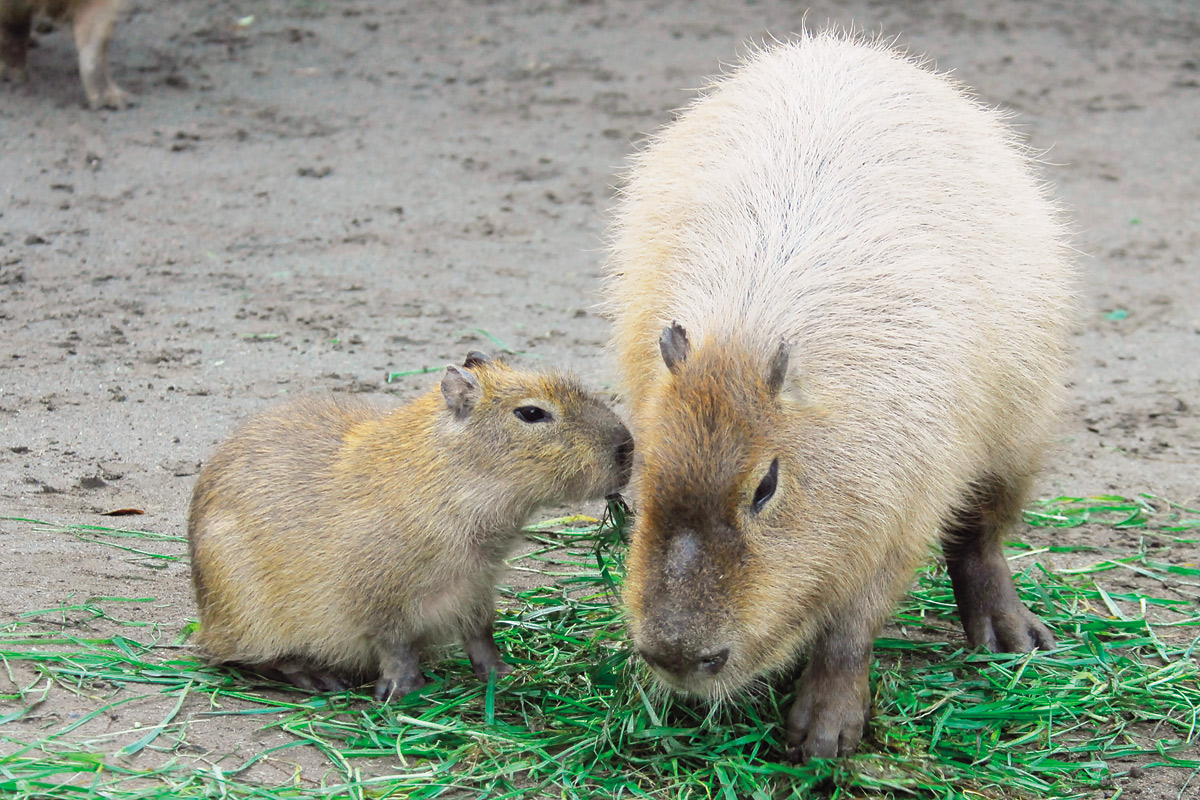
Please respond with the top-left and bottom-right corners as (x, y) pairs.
(442, 351), (634, 504)
(624, 324), (827, 699)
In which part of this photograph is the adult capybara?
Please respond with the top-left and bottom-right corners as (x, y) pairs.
(603, 32), (1076, 761)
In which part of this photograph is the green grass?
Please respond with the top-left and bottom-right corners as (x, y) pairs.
(1, 495), (1198, 799)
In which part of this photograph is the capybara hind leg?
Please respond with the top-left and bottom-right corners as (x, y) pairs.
(461, 609), (513, 683)
(374, 639), (425, 701)
(942, 476), (1056, 652)
(71, 0), (128, 108)
(0, 0), (32, 82)
(786, 615), (874, 762)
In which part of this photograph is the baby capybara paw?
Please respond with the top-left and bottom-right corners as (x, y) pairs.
(374, 671), (426, 702)
(472, 659), (514, 682)
(257, 660), (357, 694)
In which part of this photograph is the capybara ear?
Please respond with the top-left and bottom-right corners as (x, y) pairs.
(442, 366), (481, 419)
(767, 340), (791, 397)
(659, 322), (690, 374)
(463, 351), (492, 369)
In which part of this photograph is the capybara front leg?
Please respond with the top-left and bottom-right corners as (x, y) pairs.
(786, 616), (874, 762)
(943, 476), (1056, 652)
(374, 639), (425, 701)
(461, 601), (513, 683)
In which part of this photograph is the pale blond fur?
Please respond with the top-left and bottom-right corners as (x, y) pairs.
(0, 0), (128, 108)
(603, 32), (1076, 701)
(188, 358), (631, 692)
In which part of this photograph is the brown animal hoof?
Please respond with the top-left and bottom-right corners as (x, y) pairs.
(87, 85), (132, 110)
(1, 64), (30, 84)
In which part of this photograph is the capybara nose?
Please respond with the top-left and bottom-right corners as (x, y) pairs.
(638, 646), (677, 674)
(697, 648), (729, 674)
(639, 645), (729, 678)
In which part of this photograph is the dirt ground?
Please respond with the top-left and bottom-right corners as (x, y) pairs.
(2, 0), (1198, 795)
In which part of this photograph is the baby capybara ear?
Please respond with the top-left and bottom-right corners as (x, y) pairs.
(463, 351), (492, 369)
(441, 365), (481, 419)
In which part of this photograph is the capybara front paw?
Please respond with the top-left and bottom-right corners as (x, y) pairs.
(374, 672), (426, 702)
(966, 601), (1056, 653)
(786, 693), (866, 761)
(462, 627), (513, 683)
(472, 659), (514, 682)
(786, 668), (871, 762)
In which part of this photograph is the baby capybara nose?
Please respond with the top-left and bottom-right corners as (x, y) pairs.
(639, 645), (729, 678)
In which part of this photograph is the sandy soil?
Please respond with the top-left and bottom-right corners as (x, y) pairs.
(1, 0), (1197, 795)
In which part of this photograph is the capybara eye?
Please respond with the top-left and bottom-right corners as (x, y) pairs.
(514, 406), (551, 423)
(752, 458), (779, 513)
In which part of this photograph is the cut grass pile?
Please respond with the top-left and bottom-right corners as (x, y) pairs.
(1, 495), (1198, 799)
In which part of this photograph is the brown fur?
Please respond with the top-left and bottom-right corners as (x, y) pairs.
(0, 0), (128, 108)
(187, 353), (633, 699)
